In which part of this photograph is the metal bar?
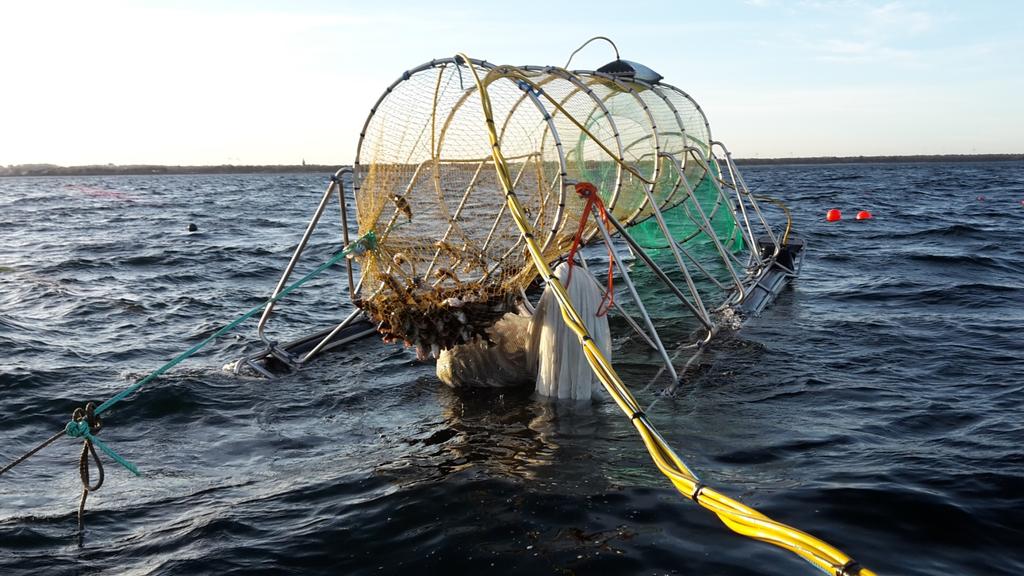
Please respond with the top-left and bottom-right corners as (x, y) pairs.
(690, 145), (770, 273)
(521, 88), (570, 253)
(256, 177), (339, 345)
(578, 257), (659, 352)
(299, 308), (363, 364)
(590, 208), (678, 381)
(422, 159), (486, 279)
(605, 212), (713, 331)
(313, 327), (380, 354)
(335, 167), (356, 301)
(712, 141), (780, 250)
(518, 287), (535, 314)
(710, 146), (761, 265)
(678, 197), (752, 274)
(660, 326), (718, 396)
(669, 236), (729, 291)
(241, 359), (275, 378)
(631, 170), (712, 325)
(661, 151), (746, 299)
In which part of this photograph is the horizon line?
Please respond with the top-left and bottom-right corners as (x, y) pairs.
(2, 153), (1023, 177)
(6, 152), (1024, 167)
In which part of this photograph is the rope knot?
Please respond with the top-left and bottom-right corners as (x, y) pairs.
(66, 402), (102, 438)
(344, 230), (378, 259)
(67, 402), (106, 530)
(65, 420), (91, 438)
(574, 181), (598, 199)
(63, 402), (140, 479)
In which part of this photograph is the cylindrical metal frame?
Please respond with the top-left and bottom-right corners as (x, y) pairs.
(252, 56), (797, 383)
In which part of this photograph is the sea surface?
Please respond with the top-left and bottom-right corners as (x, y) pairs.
(1, 162), (1022, 575)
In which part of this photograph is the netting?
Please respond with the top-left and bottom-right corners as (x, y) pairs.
(353, 59), (742, 353)
(632, 161), (744, 251)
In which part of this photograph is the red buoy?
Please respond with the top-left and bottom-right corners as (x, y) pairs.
(856, 210), (873, 220)
(826, 209), (842, 222)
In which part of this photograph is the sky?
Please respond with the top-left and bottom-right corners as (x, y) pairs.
(1, 0), (1021, 165)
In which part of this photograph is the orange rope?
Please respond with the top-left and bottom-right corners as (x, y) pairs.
(566, 182), (615, 316)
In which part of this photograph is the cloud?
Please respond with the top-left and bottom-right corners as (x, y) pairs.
(815, 38), (919, 63)
(869, 2), (933, 34)
(783, 1), (936, 64)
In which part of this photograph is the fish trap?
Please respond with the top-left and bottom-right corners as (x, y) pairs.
(349, 53), (788, 356)
(239, 42), (801, 377)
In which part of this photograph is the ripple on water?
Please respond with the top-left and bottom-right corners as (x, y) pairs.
(1, 165), (1024, 575)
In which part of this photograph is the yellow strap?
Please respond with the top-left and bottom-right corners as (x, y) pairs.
(456, 53), (874, 576)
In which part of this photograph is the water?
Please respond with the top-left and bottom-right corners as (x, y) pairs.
(1, 163), (1022, 575)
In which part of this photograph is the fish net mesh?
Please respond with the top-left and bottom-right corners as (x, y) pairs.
(353, 60), (741, 352)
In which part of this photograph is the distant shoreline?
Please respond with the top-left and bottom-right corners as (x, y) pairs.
(2, 154), (1021, 177)
(0, 164), (339, 177)
(733, 153), (1024, 166)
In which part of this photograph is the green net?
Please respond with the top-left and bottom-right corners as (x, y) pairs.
(631, 160), (744, 253)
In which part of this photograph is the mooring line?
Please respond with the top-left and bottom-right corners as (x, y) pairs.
(0, 246), (353, 480)
(0, 430), (64, 477)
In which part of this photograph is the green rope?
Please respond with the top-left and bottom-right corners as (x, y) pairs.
(1, 236), (370, 483)
(63, 247), (353, 474)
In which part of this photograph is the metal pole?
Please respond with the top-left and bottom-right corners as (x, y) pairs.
(577, 258), (659, 352)
(662, 152), (746, 302)
(712, 141), (779, 250)
(422, 159), (486, 279)
(299, 308), (364, 364)
(605, 213), (713, 331)
(257, 176), (340, 345)
(335, 167), (356, 300)
(591, 209), (679, 382)
(633, 176), (712, 326)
